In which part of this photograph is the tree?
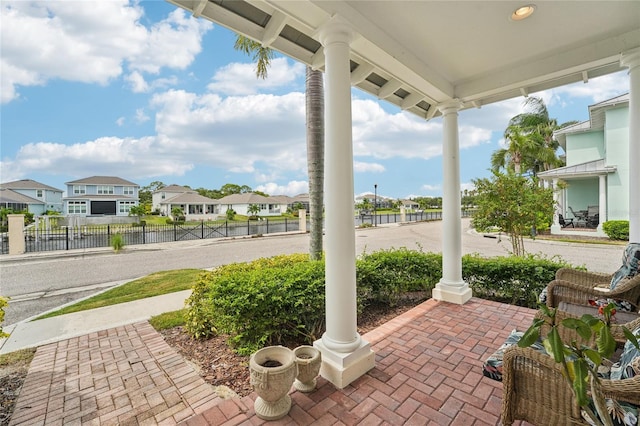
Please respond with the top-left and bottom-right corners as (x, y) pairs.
(472, 171), (554, 256)
(220, 183), (252, 196)
(235, 35), (325, 260)
(171, 207), (185, 222)
(139, 181), (165, 211)
(492, 97), (578, 176)
(128, 205), (146, 222)
(247, 204), (260, 218)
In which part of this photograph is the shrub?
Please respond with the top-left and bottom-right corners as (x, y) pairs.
(185, 249), (573, 355)
(356, 247), (441, 306)
(602, 220), (629, 240)
(226, 209), (236, 220)
(187, 254), (324, 355)
(110, 233), (125, 253)
(0, 296), (9, 338)
(463, 254), (571, 307)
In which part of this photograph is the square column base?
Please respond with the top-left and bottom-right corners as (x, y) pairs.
(432, 281), (473, 305)
(313, 339), (375, 389)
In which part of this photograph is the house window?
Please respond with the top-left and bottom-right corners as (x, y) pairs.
(73, 185), (86, 195)
(161, 192), (165, 199)
(36, 190), (43, 198)
(259, 204), (267, 210)
(97, 185), (114, 195)
(123, 186), (134, 195)
(119, 201), (136, 213)
(68, 201), (87, 214)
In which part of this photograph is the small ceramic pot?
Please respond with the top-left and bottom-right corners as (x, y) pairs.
(293, 345), (322, 392)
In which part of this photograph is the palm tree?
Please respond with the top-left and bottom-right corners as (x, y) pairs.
(493, 97), (577, 176)
(234, 35), (325, 260)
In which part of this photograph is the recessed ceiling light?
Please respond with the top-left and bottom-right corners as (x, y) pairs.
(511, 4), (536, 21)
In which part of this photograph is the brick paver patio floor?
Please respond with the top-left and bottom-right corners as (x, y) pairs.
(10, 298), (536, 425)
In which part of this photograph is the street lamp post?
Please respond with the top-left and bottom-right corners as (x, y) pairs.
(374, 184), (377, 227)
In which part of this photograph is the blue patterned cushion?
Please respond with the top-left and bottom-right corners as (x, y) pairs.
(610, 243), (640, 290)
(482, 329), (546, 381)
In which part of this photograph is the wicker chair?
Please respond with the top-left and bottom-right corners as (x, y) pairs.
(501, 346), (640, 425)
(546, 268), (640, 311)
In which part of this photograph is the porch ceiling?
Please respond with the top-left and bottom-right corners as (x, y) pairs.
(168, 0), (640, 119)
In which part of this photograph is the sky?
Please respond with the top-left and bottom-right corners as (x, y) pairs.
(0, 1), (632, 200)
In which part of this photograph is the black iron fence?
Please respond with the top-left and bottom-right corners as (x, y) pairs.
(10, 219), (300, 254)
(1, 210), (476, 255)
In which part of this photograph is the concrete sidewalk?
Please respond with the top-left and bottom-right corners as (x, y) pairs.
(0, 289), (192, 355)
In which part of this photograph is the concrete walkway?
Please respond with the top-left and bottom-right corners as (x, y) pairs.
(0, 290), (192, 355)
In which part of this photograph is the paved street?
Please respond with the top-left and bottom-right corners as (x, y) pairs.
(0, 219), (623, 325)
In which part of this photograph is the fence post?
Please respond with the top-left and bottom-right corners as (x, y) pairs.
(66, 226), (69, 251)
(143, 223), (146, 245)
(8, 214), (25, 255)
(174, 223), (177, 241)
(298, 209), (306, 233)
(201, 221), (204, 239)
(266, 218), (269, 234)
(225, 221), (228, 237)
(248, 220), (250, 235)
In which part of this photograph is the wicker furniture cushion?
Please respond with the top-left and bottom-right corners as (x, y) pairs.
(482, 330), (545, 381)
(611, 243), (640, 290)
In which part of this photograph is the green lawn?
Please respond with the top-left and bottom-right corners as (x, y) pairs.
(35, 269), (203, 320)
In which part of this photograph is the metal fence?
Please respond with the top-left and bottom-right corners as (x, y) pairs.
(10, 219), (300, 254)
(1, 210), (475, 255)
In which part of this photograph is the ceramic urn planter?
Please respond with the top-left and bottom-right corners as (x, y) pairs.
(249, 346), (297, 420)
(293, 345), (322, 392)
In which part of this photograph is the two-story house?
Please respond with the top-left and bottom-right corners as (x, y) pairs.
(0, 179), (64, 214)
(63, 176), (139, 217)
(539, 93), (629, 237)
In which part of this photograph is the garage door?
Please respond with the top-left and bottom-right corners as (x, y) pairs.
(91, 201), (116, 215)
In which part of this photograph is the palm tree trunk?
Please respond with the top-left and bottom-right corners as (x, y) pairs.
(306, 66), (324, 260)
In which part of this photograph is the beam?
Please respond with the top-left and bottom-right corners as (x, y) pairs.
(377, 79), (403, 98)
(262, 11), (288, 47)
(350, 63), (374, 85)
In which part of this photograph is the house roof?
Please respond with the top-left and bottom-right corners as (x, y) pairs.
(217, 192), (291, 204)
(538, 159), (617, 180)
(554, 93), (629, 150)
(168, 1), (639, 119)
(0, 179), (62, 192)
(154, 184), (192, 194)
(160, 192), (220, 205)
(65, 176), (139, 186)
(0, 188), (45, 205)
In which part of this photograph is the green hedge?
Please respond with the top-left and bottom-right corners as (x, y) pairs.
(463, 254), (571, 307)
(185, 249), (573, 355)
(602, 220), (629, 241)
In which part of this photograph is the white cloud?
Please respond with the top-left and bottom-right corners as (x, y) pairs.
(116, 117), (125, 127)
(0, 1), (211, 103)
(135, 109), (150, 124)
(3, 137), (194, 180)
(422, 184), (440, 192)
(207, 58), (305, 95)
(461, 182), (476, 193)
(255, 181), (308, 197)
(126, 71), (149, 93)
(354, 161), (385, 173)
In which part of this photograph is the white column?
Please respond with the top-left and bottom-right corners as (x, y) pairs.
(597, 174), (607, 234)
(550, 178), (561, 233)
(313, 17), (374, 389)
(431, 100), (472, 304)
(622, 48), (640, 242)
